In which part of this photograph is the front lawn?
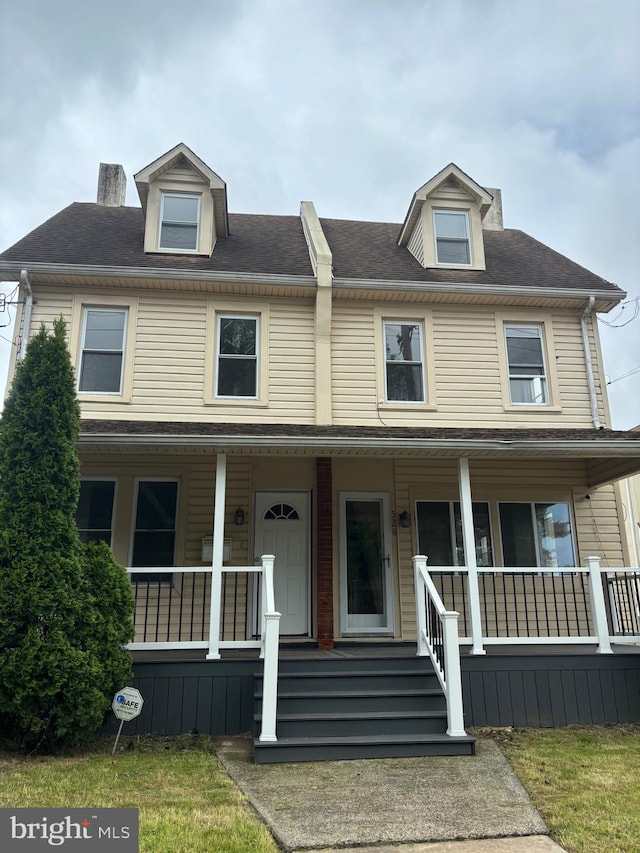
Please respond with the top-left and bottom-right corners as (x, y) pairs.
(0, 735), (278, 853)
(491, 725), (640, 853)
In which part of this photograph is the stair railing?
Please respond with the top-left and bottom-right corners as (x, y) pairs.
(413, 555), (466, 737)
(258, 554), (281, 742)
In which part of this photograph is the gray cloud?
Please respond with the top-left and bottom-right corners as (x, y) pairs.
(1, 0), (639, 426)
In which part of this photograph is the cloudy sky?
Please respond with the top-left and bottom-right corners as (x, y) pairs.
(1, 0), (638, 427)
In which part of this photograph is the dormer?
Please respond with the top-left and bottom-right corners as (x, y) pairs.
(134, 143), (229, 256)
(398, 164), (496, 271)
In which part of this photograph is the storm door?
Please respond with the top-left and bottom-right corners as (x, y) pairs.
(340, 493), (394, 634)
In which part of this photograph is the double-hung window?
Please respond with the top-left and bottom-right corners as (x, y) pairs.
(416, 501), (494, 567)
(216, 314), (259, 398)
(78, 308), (127, 394)
(76, 479), (116, 545)
(384, 321), (425, 403)
(499, 502), (575, 569)
(433, 210), (471, 265)
(504, 324), (548, 404)
(159, 192), (200, 251)
(131, 480), (178, 583)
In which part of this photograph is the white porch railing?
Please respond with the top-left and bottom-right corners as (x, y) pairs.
(425, 558), (640, 654)
(413, 555), (466, 738)
(127, 555), (281, 743)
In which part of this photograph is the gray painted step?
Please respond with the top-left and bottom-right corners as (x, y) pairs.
(253, 733), (476, 764)
(255, 709), (448, 738)
(255, 688), (446, 714)
(259, 670), (440, 693)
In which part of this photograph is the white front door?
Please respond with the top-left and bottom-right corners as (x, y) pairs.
(254, 491), (310, 636)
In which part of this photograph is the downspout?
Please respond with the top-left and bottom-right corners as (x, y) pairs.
(580, 296), (601, 429)
(18, 269), (33, 360)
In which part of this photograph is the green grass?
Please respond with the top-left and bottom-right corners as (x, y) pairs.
(489, 725), (640, 853)
(0, 735), (279, 853)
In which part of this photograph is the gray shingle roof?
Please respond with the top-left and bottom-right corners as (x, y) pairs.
(0, 202), (622, 294)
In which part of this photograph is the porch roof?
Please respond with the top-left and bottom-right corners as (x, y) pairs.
(79, 421), (640, 487)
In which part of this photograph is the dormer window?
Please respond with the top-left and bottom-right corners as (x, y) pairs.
(159, 192), (200, 251)
(433, 210), (470, 265)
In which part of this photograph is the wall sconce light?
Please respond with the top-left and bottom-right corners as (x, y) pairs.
(234, 507), (246, 526)
(398, 510), (411, 529)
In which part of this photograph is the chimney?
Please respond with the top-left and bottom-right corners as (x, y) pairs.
(482, 187), (503, 230)
(97, 163), (126, 206)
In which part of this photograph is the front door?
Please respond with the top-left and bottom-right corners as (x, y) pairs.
(254, 491), (310, 636)
(340, 492), (394, 635)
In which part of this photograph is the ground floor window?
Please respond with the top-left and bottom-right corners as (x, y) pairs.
(76, 479), (116, 545)
(416, 501), (493, 567)
(131, 480), (178, 583)
(499, 502), (575, 569)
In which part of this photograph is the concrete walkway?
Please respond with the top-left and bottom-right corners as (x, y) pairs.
(217, 735), (566, 853)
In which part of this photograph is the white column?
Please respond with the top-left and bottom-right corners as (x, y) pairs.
(458, 457), (485, 655)
(206, 453), (227, 660)
(259, 611), (281, 742)
(413, 555), (429, 657)
(442, 611), (466, 737)
(585, 555), (613, 654)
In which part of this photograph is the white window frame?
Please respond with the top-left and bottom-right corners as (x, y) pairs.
(78, 307), (128, 395)
(77, 477), (117, 546)
(497, 501), (577, 571)
(215, 313), (260, 400)
(158, 191), (201, 252)
(383, 319), (426, 404)
(433, 209), (471, 266)
(504, 323), (549, 406)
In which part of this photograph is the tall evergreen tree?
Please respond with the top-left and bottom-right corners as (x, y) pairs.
(0, 318), (134, 751)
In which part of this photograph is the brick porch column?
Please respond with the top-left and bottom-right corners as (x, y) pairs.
(316, 457), (334, 649)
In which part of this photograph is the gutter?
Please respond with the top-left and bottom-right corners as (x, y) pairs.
(581, 296), (601, 429)
(18, 269), (32, 360)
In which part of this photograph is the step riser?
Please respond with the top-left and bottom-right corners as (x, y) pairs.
(254, 740), (475, 764)
(272, 674), (438, 692)
(276, 655), (433, 674)
(259, 695), (447, 714)
(259, 716), (448, 738)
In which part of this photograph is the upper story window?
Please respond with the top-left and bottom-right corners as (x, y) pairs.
(433, 210), (471, 265)
(216, 315), (259, 398)
(76, 479), (116, 545)
(78, 308), (127, 394)
(505, 324), (548, 405)
(159, 192), (200, 251)
(384, 321), (425, 403)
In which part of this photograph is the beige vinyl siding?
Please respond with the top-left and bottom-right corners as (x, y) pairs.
(31, 287), (316, 423)
(332, 303), (605, 428)
(407, 218), (424, 266)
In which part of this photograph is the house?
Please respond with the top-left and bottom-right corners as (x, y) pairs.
(1, 144), (639, 762)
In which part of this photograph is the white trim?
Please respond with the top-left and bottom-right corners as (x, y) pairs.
(78, 476), (117, 546)
(504, 322), (549, 406)
(383, 319), (426, 404)
(78, 306), (127, 395)
(158, 191), (201, 253)
(215, 313), (259, 400)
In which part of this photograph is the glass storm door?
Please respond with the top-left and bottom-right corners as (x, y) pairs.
(340, 493), (394, 634)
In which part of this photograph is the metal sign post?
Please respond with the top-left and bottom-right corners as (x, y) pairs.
(111, 687), (144, 755)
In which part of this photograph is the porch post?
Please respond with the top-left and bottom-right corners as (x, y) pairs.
(585, 555), (613, 654)
(206, 452), (227, 660)
(458, 457), (485, 655)
(316, 457), (334, 649)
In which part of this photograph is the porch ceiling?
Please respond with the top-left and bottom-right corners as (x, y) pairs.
(78, 421), (640, 488)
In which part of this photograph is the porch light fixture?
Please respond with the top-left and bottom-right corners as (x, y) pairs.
(398, 510), (411, 529)
(234, 507), (246, 526)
